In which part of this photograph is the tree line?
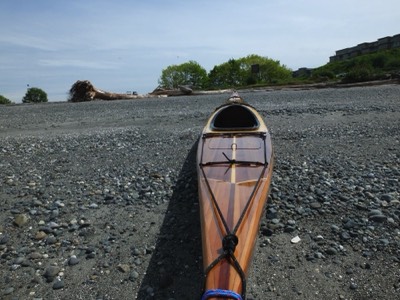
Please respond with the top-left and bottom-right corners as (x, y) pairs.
(2, 49), (398, 104)
(158, 54), (292, 90)
(0, 87), (48, 105)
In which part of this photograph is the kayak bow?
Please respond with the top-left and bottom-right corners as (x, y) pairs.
(197, 92), (274, 300)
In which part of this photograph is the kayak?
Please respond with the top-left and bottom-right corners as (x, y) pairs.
(197, 92), (274, 300)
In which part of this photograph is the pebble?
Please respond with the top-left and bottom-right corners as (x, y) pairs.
(310, 202), (322, 209)
(44, 266), (60, 282)
(325, 247), (338, 255)
(291, 236), (301, 244)
(29, 252), (43, 259)
(117, 264), (131, 273)
(4, 287), (14, 295)
(46, 236), (57, 245)
(68, 256), (80, 266)
(14, 214), (29, 226)
(369, 214), (387, 223)
(129, 271), (139, 281)
(35, 231), (47, 240)
(350, 282), (358, 290)
(53, 279), (65, 290)
(0, 234), (10, 245)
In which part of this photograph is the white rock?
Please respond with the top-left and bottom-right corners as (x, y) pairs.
(291, 236), (301, 244)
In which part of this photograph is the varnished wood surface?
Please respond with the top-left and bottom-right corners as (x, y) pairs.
(197, 104), (274, 299)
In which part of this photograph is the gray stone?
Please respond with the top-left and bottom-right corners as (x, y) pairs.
(52, 279), (65, 290)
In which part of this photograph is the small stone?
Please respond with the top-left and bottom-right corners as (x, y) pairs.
(310, 202), (321, 209)
(4, 286), (14, 295)
(325, 247), (338, 255)
(369, 214), (387, 223)
(379, 239), (389, 246)
(35, 231), (47, 240)
(53, 279), (65, 290)
(14, 214), (29, 227)
(55, 200), (65, 207)
(46, 236), (57, 245)
(44, 266), (60, 282)
(0, 234), (10, 245)
(330, 225), (340, 232)
(291, 236), (301, 244)
(14, 257), (25, 264)
(117, 264), (130, 273)
(146, 286), (154, 297)
(284, 226), (296, 233)
(340, 231), (351, 241)
(29, 252), (43, 259)
(350, 282), (358, 290)
(381, 194), (393, 201)
(368, 209), (383, 216)
(68, 256), (80, 266)
(48, 222), (60, 228)
(129, 271), (139, 281)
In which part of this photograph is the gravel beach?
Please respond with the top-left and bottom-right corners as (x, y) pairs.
(0, 85), (399, 300)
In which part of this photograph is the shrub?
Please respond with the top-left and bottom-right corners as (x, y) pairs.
(311, 69), (335, 82)
(386, 57), (400, 70)
(22, 87), (48, 103)
(342, 65), (374, 83)
(0, 95), (12, 105)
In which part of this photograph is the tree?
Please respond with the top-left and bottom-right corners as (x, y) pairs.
(208, 59), (245, 89)
(0, 94), (11, 105)
(22, 87), (48, 103)
(208, 55), (292, 89)
(238, 54), (292, 84)
(158, 61), (208, 89)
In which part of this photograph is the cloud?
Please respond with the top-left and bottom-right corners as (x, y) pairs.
(38, 58), (122, 70)
(0, 34), (60, 51)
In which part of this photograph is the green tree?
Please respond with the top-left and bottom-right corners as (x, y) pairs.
(159, 60), (208, 89)
(208, 55), (292, 89)
(0, 94), (12, 105)
(239, 54), (292, 84)
(22, 87), (48, 103)
(208, 59), (245, 88)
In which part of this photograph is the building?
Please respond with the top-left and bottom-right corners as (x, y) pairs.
(330, 34), (400, 62)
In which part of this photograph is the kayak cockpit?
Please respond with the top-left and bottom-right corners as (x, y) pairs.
(211, 104), (260, 131)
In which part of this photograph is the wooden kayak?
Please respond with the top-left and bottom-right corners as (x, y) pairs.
(197, 92), (274, 300)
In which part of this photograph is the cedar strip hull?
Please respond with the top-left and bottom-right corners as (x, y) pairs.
(197, 103), (274, 299)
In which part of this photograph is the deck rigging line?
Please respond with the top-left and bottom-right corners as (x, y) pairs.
(199, 132), (269, 300)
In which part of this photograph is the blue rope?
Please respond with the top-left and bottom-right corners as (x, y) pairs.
(201, 289), (243, 300)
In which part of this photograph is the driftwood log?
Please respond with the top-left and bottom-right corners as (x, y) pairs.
(68, 80), (138, 102)
(149, 85), (193, 97)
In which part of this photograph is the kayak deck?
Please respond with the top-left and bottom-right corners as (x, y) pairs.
(197, 101), (273, 300)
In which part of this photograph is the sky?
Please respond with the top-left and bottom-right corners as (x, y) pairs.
(1, 0), (399, 102)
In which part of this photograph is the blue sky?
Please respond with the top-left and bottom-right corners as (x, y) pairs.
(1, 0), (399, 102)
